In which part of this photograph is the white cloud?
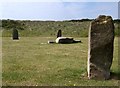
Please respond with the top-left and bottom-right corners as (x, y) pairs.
(86, 2), (118, 19)
(1, 2), (67, 20)
(61, 2), (118, 19)
(0, 0), (119, 2)
(61, 2), (87, 19)
(1, 2), (118, 20)
(1, 0), (61, 2)
(61, 0), (119, 2)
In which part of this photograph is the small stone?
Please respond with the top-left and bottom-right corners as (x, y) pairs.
(12, 28), (19, 40)
(57, 30), (62, 38)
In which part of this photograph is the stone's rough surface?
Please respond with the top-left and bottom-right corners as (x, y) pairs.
(12, 28), (19, 40)
(57, 30), (62, 38)
(88, 15), (114, 80)
(56, 37), (74, 44)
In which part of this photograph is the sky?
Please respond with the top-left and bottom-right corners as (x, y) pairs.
(0, 0), (119, 21)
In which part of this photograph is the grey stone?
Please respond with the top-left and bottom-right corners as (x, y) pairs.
(12, 28), (19, 40)
(88, 15), (115, 80)
(55, 37), (74, 44)
(73, 40), (81, 43)
(57, 30), (62, 38)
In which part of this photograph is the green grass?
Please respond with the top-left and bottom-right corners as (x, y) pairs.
(2, 21), (119, 37)
(2, 37), (119, 86)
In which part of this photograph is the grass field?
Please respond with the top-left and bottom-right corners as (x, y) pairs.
(2, 20), (119, 37)
(2, 37), (119, 86)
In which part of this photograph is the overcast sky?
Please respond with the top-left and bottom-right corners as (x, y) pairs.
(0, 0), (119, 20)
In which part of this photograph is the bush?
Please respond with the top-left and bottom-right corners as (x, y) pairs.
(2, 19), (25, 30)
(2, 19), (119, 37)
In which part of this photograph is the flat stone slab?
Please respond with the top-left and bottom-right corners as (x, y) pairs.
(55, 37), (74, 44)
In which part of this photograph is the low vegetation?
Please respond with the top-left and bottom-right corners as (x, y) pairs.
(1, 19), (120, 37)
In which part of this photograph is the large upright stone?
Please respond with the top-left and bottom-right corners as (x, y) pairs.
(88, 15), (115, 80)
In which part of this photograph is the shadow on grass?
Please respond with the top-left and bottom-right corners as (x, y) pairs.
(110, 72), (120, 80)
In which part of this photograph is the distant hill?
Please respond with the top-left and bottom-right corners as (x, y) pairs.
(1, 19), (120, 37)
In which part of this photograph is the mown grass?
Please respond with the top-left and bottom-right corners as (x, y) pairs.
(2, 37), (119, 86)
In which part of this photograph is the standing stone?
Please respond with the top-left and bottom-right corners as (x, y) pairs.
(12, 28), (19, 40)
(57, 30), (62, 38)
(88, 15), (115, 80)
